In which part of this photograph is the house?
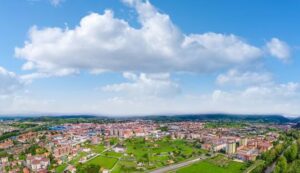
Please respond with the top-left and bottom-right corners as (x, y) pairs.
(53, 144), (72, 158)
(66, 165), (76, 173)
(23, 167), (30, 173)
(0, 139), (14, 149)
(123, 129), (133, 139)
(257, 141), (273, 152)
(236, 147), (259, 161)
(113, 145), (125, 153)
(26, 155), (50, 172)
(17, 132), (37, 143)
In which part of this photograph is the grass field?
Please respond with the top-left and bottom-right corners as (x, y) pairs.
(71, 138), (205, 172)
(69, 151), (88, 165)
(176, 155), (247, 173)
(87, 144), (106, 153)
(85, 155), (118, 169)
(103, 150), (123, 158)
(55, 163), (67, 173)
(111, 160), (138, 173)
(124, 138), (204, 170)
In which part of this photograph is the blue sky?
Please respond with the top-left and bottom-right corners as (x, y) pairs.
(0, 0), (299, 116)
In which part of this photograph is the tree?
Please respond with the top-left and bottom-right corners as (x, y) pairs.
(251, 164), (265, 173)
(76, 164), (100, 173)
(85, 164), (100, 173)
(287, 160), (300, 173)
(284, 143), (298, 162)
(263, 149), (276, 165)
(274, 156), (287, 173)
(274, 144), (284, 156)
(297, 139), (300, 158)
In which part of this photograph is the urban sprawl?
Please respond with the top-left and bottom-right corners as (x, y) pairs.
(0, 120), (298, 173)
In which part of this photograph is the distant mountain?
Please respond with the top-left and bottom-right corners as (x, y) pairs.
(0, 113), (296, 124)
(291, 117), (300, 123)
(114, 114), (292, 123)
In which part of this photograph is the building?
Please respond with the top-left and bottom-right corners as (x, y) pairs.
(91, 136), (101, 144)
(53, 145), (72, 158)
(212, 141), (227, 152)
(123, 129), (133, 139)
(236, 147), (258, 161)
(23, 167), (30, 173)
(226, 141), (236, 154)
(17, 132), (37, 143)
(113, 145), (125, 153)
(240, 137), (248, 146)
(0, 139), (14, 149)
(257, 141), (273, 152)
(26, 155), (50, 172)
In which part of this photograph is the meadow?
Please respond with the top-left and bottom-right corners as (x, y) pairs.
(176, 155), (247, 173)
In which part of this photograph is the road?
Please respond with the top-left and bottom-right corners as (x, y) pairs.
(148, 156), (207, 173)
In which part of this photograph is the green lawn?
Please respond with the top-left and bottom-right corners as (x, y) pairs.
(111, 160), (138, 173)
(70, 152), (88, 165)
(176, 155), (247, 173)
(78, 137), (205, 172)
(125, 138), (204, 170)
(85, 155), (118, 169)
(103, 150), (123, 158)
(88, 144), (106, 153)
(55, 163), (67, 173)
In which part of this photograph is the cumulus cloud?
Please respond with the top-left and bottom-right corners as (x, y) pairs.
(16, 0), (265, 77)
(0, 67), (24, 95)
(102, 72), (180, 97)
(216, 69), (272, 87)
(266, 38), (291, 61)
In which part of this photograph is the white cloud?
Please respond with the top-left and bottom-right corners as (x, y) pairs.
(49, 0), (64, 6)
(210, 82), (300, 115)
(0, 67), (24, 95)
(216, 69), (272, 87)
(266, 38), (291, 61)
(78, 82), (300, 116)
(214, 82), (300, 101)
(16, 0), (264, 77)
(3, 0), (296, 116)
(102, 72), (180, 97)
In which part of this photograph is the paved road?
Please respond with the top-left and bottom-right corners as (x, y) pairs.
(148, 157), (203, 173)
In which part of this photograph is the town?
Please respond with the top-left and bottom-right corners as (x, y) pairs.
(0, 117), (298, 173)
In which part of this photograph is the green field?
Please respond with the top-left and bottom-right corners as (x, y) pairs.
(111, 160), (139, 173)
(103, 150), (123, 158)
(73, 138), (205, 172)
(69, 152), (88, 165)
(176, 155), (247, 173)
(84, 155), (118, 169)
(55, 163), (67, 173)
(86, 144), (106, 153)
(111, 137), (205, 172)
(121, 138), (204, 170)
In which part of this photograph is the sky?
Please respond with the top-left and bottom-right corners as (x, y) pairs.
(0, 0), (300, 116)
